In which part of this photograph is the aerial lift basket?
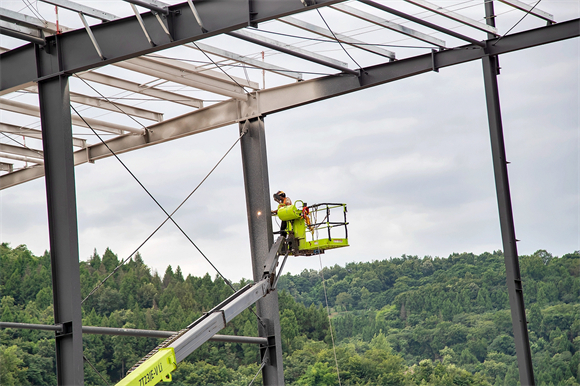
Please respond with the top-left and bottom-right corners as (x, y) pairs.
(276, 201), (349, 256)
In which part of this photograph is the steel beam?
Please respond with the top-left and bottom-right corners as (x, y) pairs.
(0, 122), (87, 147)
(186, 41), (303, 81)
(404, 0), (499, 35)
(19, 86), (163, 122)
(0, 97), (144, 135)
(77, 71), (204, 108)
(1, 20), (578, 189)
(40, 0), (118, 21)
(0, 7), (62, 33)
(360, 0), (486, 47)
(330, 3), (446, 48)
(38, 73), (84, 386)
(498, 0), (555, 24)
(115, 55), (257, 99)
(279, 15), (396, 59)
(240, 117), (284, 385)
(0, 321), (268, 344)
(0, 162), (13, 172)
(481, 2), (534, 384)
(482, 54), (535, 385)
(0, 153), (44, 165)
(228, 30), (356, 74)
(0, 143), (44, 160)
(0, 0), (344, 92)
(0, 20), (45, 45)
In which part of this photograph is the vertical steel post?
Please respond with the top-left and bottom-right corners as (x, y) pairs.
(482, 2), (535, 384)
(239, 117), (285, 386)
(38, 74), (84, 386)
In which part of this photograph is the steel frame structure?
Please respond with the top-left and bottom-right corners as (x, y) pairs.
(0, 0), (578, 385)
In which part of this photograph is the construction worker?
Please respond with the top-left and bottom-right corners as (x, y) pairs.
(272, 191), (292, 236)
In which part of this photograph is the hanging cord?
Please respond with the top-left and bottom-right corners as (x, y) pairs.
(493, 0), (543, 46)
(83, 355), (111, 386)
(78, 108), (246, 304)
(317, 225), (342, 386)
(316, 8), (364, 71)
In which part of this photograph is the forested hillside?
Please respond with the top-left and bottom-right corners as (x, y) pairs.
(1, 243), (578, 385)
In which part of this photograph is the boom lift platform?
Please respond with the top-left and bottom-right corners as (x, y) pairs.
(276, 202), (349, 256)
(116, 202), (348, 386)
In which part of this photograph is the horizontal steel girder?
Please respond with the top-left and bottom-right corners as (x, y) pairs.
(21, 85), (164, 122)
(329, 3), (446, 48)
(1, 18), (578, 189)
(0, 122), (87, 148)
(0, 0), (344, 93)
(0, 97), (145, 135)
(0, 321), (267, 344)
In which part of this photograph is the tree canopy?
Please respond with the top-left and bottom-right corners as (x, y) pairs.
(1, 243), (578, 385)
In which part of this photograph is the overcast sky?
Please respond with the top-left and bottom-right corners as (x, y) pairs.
(1, 1), (578, 283)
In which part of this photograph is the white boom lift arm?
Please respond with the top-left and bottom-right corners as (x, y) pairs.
(116, 236), (288, 386)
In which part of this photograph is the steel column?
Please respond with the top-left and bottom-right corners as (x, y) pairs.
(239, 117), (284, 386)
(482, 12), (535, 384)
(38, 74), (84, 386)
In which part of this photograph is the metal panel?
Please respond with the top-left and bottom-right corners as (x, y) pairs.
(279, 15), (396, 59)
(1, 0), (342, 92)
(1, 20), (578, 189)
(38, 74), (84, 385)
(240, 117), (284, 385)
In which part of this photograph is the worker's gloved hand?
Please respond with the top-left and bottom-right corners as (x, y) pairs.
(271, 210), (276, 215)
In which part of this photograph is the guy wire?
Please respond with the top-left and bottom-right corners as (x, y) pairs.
(75, 105), (244, 303)
(316, 8), (364, 71)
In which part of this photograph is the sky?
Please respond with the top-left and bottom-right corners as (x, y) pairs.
(1, 1), (578, 283)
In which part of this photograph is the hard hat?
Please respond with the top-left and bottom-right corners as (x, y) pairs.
(273, 191), (286, 202)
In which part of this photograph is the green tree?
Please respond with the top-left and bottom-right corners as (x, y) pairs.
(0, 345), (28, 386)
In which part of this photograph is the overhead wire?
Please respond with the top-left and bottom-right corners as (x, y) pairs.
(493, 0), (543, 45)
(190, 41), (251, 94)
(74, 104), (241, 303)
(316, 8), (365, 70)
(0, 131), (44, 158)
(247, 27), (436, 50)
(317, 234), (342, 386)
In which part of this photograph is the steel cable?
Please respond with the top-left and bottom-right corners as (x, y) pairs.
(75, 106), (245, 303)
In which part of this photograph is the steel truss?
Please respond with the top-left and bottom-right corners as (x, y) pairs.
(0, 0), (578, 385)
